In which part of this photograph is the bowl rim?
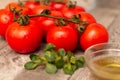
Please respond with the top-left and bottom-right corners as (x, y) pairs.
(85, 42), (120, 55)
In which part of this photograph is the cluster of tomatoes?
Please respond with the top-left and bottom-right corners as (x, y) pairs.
(0, 0), (109, 54)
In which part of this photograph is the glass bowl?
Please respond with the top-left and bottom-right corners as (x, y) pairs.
(84, 43), (120, 80)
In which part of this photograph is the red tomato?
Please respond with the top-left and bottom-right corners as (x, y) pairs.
(32, 5), (50, 14)
(62, 6), (85, 18)
(46, 25), (78, 51)
(80, 23), (109, 50)
(5, 2), (20, 10)
(0, 9), (14, 37)
(37, 10), (63, 36)
(79, 12), (96, 25)
(6, 20), (43, 54)
(49, 2), (66, 11)
(39, 18), (56, 37)
(50, 10), (63, 17)
(5, 2), (30, 15)
(24, 1), (40, 10)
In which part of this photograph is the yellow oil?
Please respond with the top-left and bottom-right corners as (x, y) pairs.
(90, 55), (120, 80)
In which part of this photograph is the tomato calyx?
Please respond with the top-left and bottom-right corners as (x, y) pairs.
(34, 0), (41, 3)
(69, 14), (87, 32)
(9, 7), (30, 25)
(17, 15), (30, 25)
(18, 0), (24, 7)
(9, 7), (22, 21)
(67, 1), (76, 8)
(77, 26), (86, 33)
(39, 0), (65, 5)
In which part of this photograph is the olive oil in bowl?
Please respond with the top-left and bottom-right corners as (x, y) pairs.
(89, 55), (120, 80)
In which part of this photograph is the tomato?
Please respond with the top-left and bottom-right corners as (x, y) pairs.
(39, 18), (56, 37)
(49, 2), (66, 11)
(5, 2), (30, 15)
(80, 23), (109, 50)
(46, 25), (78, 51)
(5, 2), (20, 10)
(78, 12), (96, 25)
(6, 20), (43, 54)
(37, 10), (63, 36)
(0, 9), (14, 37)
(32, 5), (50, 14)
(24, 1), (40, 10)
(50, 10), (63, 17)
(62, 5), (85, 18)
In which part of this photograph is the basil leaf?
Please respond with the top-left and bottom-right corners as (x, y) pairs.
(45, 43), (56, 51)
(67, 51), (74, 61)
(70, 56), (76, 64)
(55, 57), (65, 69)
(24, 61), (39, 70)
(57, 48), (66, 58)
(44, 51), (56, 62)
(75, 56), (85, 68)
(63, 63), (75, 75)
(45, 63), (57, 74)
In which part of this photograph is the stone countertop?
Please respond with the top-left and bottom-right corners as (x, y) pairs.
(0, 0), (120, 80)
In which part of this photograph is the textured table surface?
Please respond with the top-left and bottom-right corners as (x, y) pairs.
(0, 0), (120, 80)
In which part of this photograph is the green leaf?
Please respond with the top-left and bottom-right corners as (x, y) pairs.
(78, 56), (85, 63)
(44, 51), (56, 62)
(30, 54), (43, 63)
(67, 51), (74, 61)
(72, 65), (77, 71)
(75, 56), (85, 68)
(63, 63), (75, 75)
(70, 56), (76, 64)
(55, 57), (65, 69)
(57, 48), (66, 58)
(24, 61), (39, 70)
(45, 43), (56, 51)
(45, 63), (57, 74)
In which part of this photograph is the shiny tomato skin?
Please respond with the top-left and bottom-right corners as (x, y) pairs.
(80, 23), (109, 50)
(37, 10), (63, 36)
(32, 5), (50, 14)
(6, 20), (43, 54)
(79, 12), (96, 25)
(0, 9), (14, 37)
(62, 6), (85, 18)
(40, 18), (56, 36)
(50, 10), (63, 17)
(24, 1), (40, 10)
(46, 25), (78, 51)
(49, 2), (66, 11)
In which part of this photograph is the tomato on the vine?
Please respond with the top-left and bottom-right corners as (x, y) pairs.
(5, 2), (30, 15)
(5, 2), (20, 10)
(32, 5), (50, 14)
(46, 25), (78, 51)
(37, 10), (63, 36)
(39, 18), (56, 37)
(6, 20), (43, 54)
(24, 1), (40, 10)
(62, 5), (85, 18)
(0, 9), (14, 37)
(49, 2), (66, 11)
(80, 23), (109, 50)
(78, 12), (96, 25)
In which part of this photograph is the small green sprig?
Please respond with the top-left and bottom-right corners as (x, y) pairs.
(24, 43), (85, 75)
